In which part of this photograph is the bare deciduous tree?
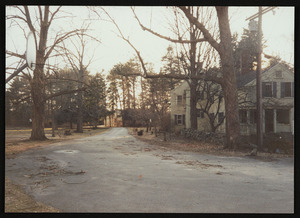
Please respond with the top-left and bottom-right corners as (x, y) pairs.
(6, 6), (88, 140)
(92, 6), (240, 148)
(58, 25), (100, 133)
(179, 6), (240, 148)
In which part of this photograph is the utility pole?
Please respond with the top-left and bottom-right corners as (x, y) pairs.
(256, 7), (263, 148)
(246, 6), (277, 149)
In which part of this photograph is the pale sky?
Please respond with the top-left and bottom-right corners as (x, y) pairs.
(6, 6), (294, 77)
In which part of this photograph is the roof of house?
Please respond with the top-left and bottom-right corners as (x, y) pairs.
(236, 63), (289, 88)
(172, 63), (292, 90)
(236, 71), (257, 88)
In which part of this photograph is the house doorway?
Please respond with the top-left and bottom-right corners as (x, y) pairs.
(265, 109), (274, 133)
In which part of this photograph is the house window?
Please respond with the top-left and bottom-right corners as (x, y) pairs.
(175, 114), (185, 125)
(276, 109), (289, 124)
(249, 109), (257, 124)
(262, 82), (277, 98)
(176, 95), (182, 105)
(264, 82), (272, 97)
(281, 82), (294, 98)
(218, 112), (224, 124)
(197, 109), (204, 118)
(200, 111), (204, 118)
(239, 109), (247, 123)
(177, 115), (182, 125)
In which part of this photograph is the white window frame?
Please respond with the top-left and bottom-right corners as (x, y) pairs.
(176, 95), (183, 105)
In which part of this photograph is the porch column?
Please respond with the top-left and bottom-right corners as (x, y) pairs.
(246, 110), (250, 135)
(185, 90), (191, 129)
(290, 108), (294, 134)
(262, 109), (265, 133)
(273, 109), (277, 133)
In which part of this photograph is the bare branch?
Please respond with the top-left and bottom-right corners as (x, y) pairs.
(6, 63), (28, 83)
(131, 7), (207, 44)
(44, 29), (83, 60)
(43, 87), (87, 102)
(6, 15), (28, 23)
(23, 6), (36, 33)
(49, 6), (62, 25)
(178, 6), (220, 52)
(101, 7), (149, 76)
(6, 50), (26, 60)
(46, 71), (90, 87)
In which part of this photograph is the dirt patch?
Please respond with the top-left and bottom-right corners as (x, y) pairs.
(161, 155), (174, 160)
(5, 126), (109, 213)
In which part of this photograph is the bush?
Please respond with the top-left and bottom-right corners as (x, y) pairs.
(263, 133), (294, 154)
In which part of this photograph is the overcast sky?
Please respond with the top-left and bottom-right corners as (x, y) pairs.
(6, 6), (294, 76)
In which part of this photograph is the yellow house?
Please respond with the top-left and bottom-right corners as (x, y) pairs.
(170, 63), (294, 135)
(170, 80), (226, 134)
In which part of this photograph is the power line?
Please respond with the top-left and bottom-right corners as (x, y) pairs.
(245, 7), (277, 21)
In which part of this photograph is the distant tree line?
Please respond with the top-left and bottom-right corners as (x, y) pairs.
(106, 48), (182, 132)
(6, 68), (107, 129)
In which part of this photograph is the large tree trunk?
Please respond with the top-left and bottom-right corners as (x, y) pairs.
(76, 69), (83, 133)
(121, 78), (126, 110)
(222, 82), (240, 149)
(30, 7), (50, 140)
(30, 64), (47, 140)
(132, 78), (136, 109)
(216, 7), (240, 149)
(189, 26), (198, 130)
(126, 77), (131, 109)
(76, 91), (83, 133)
(190, 79), (198, 130)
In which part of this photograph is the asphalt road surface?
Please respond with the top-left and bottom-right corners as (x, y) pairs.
(5, 127), (294, 213)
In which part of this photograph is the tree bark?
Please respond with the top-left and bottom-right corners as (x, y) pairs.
(30, 57), (47, 140)
(189, 25), (198, 130)
(216, 7), (240, 149)
(190, 79), (198, 130)
(76, 68), (83, 133)
(30, 7), (50, 140)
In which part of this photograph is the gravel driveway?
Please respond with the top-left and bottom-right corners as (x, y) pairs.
(5, 127), (294, 213)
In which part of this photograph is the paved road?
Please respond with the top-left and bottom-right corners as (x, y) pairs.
(5, 128), (294, 213)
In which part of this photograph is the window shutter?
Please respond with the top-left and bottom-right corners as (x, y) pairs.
(273, 82), (277, 98)
(174, 115), (178, 125)
(281, 82), (285, 98)
(183, 114), (185, 125)
(292, 82), (294, 97)
(262, 82), (266, 97)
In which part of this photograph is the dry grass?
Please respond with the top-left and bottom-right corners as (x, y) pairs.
(5, 127), (108, 158)
(5, 126), (109, 213)
(128, 127), (293, 160)
(5, 178), (60, 213)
